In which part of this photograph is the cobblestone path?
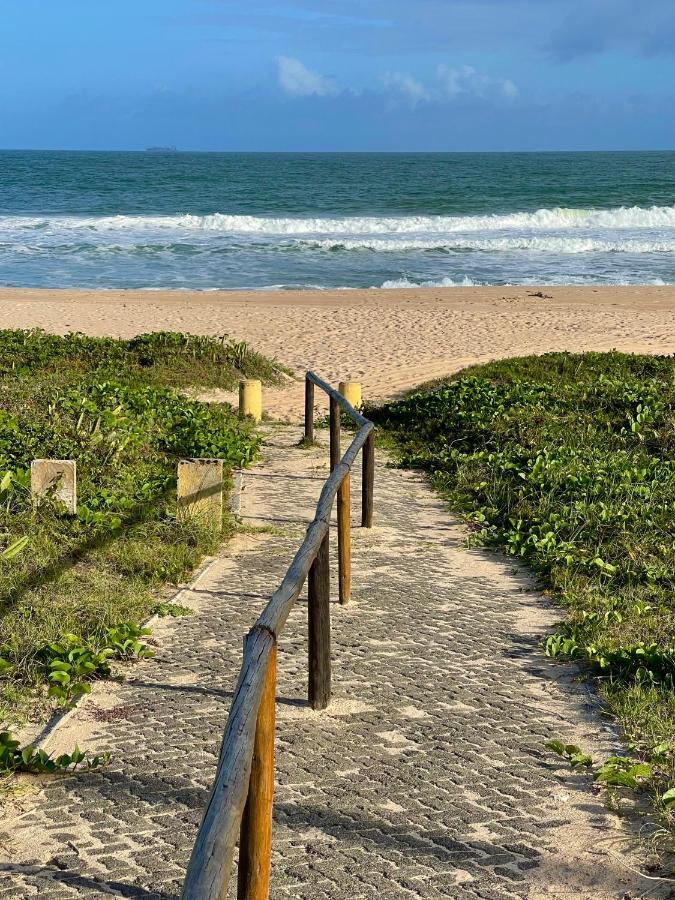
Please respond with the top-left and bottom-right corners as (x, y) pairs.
(1, 425), (643, 899)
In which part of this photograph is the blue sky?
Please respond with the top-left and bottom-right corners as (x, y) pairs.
(2, 0), (675, 150)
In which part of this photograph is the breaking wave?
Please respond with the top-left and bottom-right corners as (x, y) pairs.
(300, 237), (675, 254)
(379, 276), (480, 288)
(3, 204), (675, 236)
(2, 203), (674, 290)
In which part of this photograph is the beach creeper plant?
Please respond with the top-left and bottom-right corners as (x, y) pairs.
(546, 738), (675, 830)
(0, 731), (109, 775)
(0, 329), (280, 726)
(370, 350), (675, 843)
(42, 624), (153, 707)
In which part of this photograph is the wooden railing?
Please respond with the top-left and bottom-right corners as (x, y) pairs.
(181, 372), (375, 900)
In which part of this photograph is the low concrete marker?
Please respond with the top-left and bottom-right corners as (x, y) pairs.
(239, 379), (263, 422)
(339, 381), (362, 410)
(30, 460), (77, 514)
(177, 458), (224, 531)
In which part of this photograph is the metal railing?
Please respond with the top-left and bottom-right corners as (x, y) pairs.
(181, 372), (375, 899)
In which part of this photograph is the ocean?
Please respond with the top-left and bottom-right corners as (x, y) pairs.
(1, 150), (675, 290)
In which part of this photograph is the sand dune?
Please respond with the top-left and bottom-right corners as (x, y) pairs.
(1, 285), (674, 420)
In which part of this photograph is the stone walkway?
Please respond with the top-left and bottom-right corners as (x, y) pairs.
(0, 426), (649, 899)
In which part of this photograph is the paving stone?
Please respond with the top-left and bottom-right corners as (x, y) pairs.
(1, 425), (641, 898)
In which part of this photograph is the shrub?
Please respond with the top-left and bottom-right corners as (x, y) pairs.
(372, 351), (675, 835)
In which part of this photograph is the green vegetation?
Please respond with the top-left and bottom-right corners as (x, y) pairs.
(43, 624), (154, 707)
(0, 329), (283, 726)
(371, 351), (675, 837)
(0, 730), (109, 774)
(0, 328), (285, 389)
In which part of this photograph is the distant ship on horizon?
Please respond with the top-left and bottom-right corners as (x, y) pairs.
(145, 146), (178, 152)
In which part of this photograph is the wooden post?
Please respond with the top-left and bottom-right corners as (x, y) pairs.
(329, 396), (340, 471)
(237, 643), (277, 900)
(337, 382), (354, 604)
(304, 377), (314, 444)
(308, 532), (331, 710)
(361, 432), (374, 528)
(337, 473), (351, 605)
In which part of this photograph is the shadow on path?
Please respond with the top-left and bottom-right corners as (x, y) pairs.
(0, 864), (178, 900)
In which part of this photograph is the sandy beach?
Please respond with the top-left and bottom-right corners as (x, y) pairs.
(1, 285), (674, 419)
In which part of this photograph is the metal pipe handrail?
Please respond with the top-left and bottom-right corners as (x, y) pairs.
(182, 373), (375, 900)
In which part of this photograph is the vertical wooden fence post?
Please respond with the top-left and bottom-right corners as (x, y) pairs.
(337, 472), (351, 604)
(361, 432), (374, 528)
(337, 384), (354, 605)
(237, 642), (277, 900)
(308, 531), (331, 710)
(329, 396), (340, 470)
(304, 377), (314, 444)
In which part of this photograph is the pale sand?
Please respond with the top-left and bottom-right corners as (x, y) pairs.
(1, 286), (674, 419)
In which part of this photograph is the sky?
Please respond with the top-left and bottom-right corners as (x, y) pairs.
(2, 0), (675, 151)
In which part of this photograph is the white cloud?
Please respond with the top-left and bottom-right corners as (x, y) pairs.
(275, 56), (516, 105)
(379, 64), (518, 104)
(436, 64), (518, 100)
(277, 57), (336, 97)
(380, 72), (430, 105)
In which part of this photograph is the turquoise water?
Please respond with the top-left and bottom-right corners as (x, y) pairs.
(1, 150), (675, 289)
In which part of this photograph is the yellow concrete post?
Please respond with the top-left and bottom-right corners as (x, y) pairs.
(339, 381), (362, 410)
(177, 458), (224, 532)
(31, 460), (77, 514)
(239, 380), (263, 422)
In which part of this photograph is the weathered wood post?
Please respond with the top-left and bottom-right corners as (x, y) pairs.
(237, 642), (277, 900)
(361, 432), (374, 528)
(239, 380), (263, 423)
(337, 383), (359, 605)
(304, 377), (314, 444)
(337, 472), (351, 605)
(177, 459), (224, 532)
(329, 396), (340, 470)
(308, 531), (331, 710)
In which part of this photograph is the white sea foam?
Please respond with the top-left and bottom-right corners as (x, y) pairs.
(175, 205), (675, 233)
(379, 275), (670, 289)
(2, 203), (674, 290)
(299, 237), (675, 254)
(3, 204), (675, 236)
(379, 276), (480, 288)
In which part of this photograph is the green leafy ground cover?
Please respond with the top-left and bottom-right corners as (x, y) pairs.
(0, 329), (284, 727)
(370, 351), (675, 839)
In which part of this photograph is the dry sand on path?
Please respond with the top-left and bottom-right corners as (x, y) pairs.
(1, 285), (674, 418)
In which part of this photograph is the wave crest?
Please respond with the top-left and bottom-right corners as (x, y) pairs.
(3, 204), (675, 236)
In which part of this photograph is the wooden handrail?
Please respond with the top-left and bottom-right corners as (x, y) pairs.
(306, 370), (371, 428)
(181, 373), (375, 900)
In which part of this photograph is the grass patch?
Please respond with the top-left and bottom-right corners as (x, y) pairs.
(0, 328), (288, 389)
(295, 436), (319, 449)
(0, 329), (283, 727)
(370, 351), (675, 841)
